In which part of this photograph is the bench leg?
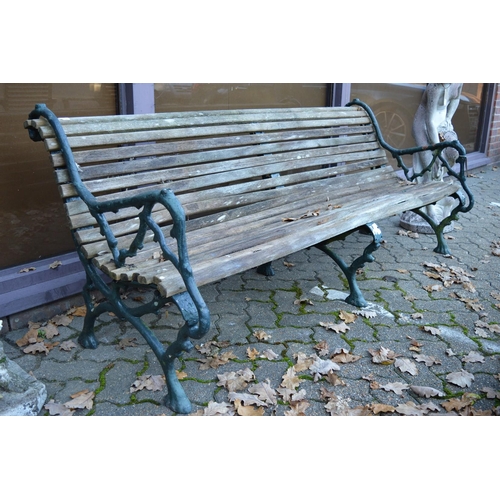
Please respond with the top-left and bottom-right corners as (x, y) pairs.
(257, 261), (275, 276)
(76, 256), (210, 413)
(315, 222), (383, 308)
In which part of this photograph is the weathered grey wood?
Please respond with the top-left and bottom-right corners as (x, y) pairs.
(25, 104), (464, 301)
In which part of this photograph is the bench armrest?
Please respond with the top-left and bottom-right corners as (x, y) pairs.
(347, 99), (474, 215)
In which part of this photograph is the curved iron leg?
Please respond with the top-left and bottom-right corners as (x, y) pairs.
(316, 222), (383, 308)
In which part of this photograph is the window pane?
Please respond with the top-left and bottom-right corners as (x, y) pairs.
(0, 83), (117, 269)
(350, 83), (483, 153)
(154, 83), (328, 111)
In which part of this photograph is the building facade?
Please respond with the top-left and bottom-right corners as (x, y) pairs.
(1, 83), (498, 331)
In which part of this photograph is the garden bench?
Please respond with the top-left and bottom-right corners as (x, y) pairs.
(24, 100), (473, 413)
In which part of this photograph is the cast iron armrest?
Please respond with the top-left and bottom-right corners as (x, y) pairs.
(347, 98), (474, 215)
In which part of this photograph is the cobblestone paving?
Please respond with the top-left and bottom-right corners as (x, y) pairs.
(2, 165), (500, 416)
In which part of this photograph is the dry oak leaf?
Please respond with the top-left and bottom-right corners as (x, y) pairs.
(281, 367), (301, 390)
(314, 340), (329, 357)
(253, 329), (271, 341)
(234, 400), (266, 416)
(44, 400), (74, 416)
(324, 395), (354, 416)
(446, 369), (474, 388)
(395, 358), (418, 376)
(370, 403), (396, 415)
(285, 400), (310, 416)
(319, 321), (350, 334)
(217, 368), (254, 392)
(462, 351), (485, 363)
(309, 357), (340, 382)
(228, 392), (268, 407)
(64, 389), (95, 410)
(330, 348), (361, 364)
(482, 387), (500, 399)
(421, 325), (441, 336)
(379, 381), (409, 395)
(325, 371), (346, 386)
(293, 352), (315, 372)
(246, 347), (259, 360)
(59, 340), (78, 351)
(276, 387), (296, 403)
(394, 401), (427, 416)
(410, 385), (445, 398)
(368, 346), (399, 365)
(441, 393), (480, 412)
(353, 309), (377, 319)
(203, 401), (235, 416)
(116, 337), (138, 350)
(130, 374), (166, 393)
(197, 351), (237, 370)
(23, 342), (49, 355)
(339, 310), (357, 324)
(68, 305), (87, 317)
(413, 353), (441, 367)
(260, 349), (279, 360)
(248, 380), (277, 405)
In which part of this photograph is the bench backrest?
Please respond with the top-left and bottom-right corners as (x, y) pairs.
(25, 106), (389, 260)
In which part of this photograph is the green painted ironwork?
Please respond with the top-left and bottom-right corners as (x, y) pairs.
(348, 99), (474, 256)
(26, 103), (210, 414)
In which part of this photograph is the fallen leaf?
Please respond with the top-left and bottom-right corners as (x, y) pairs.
(330, 348), (361, 364)
(234, 400), (266, 416)
(260, 349), (279, 360)
(462, 351), (485, 363)
(411, 313), (424, 320)
(410, 385), (445, 398)
(49, 260), (62, 269)
(64, 389), (95, 410)
(248, 380), (277, 405)
(68, 305), (86, 317)
(19, 267), (36, 273)
(51, 314), (73, 327)
(59, 340), (78, 351)
(309, 357), (340, 381)
(413, 353), (441, 367)
(482, 387), (500, 399)
(370, 403), (396, 415)
(285, 400), (310, 416)
(217, 368), (254, 392)
(44, 400), (74, 416)
(247, 347), (259, 360)
(379, 381), (409, 395)
(395, 358), (418, 376)
(339, 311), (356, 324)
(253, 329), (271, 341)
(276, 387), (296, 403)
(116, 337), (138, 350)
(313, 340), (329, 357)
(319, 321), (350, 333)
(293, 352), (315, 372)
(441, 393), (479, 412)
(228, 392), (268, 407)
(281, 367), (301, 390)
(353, 309), (377, 319)
(325, 371), (346, 386)
(294, 298), (314, 306)
(422, 325), (441, 336)
(446, 369), (474, 388)
(23, 342), (49, 355)
(130, 374), (166, 393)
(368, 346), (399, 364)
(203, 401), (235, 416)
(395, 401), (426, 416)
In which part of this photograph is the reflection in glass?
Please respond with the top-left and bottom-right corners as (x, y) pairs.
(0, 83), (117, 269)
(350, 83), (483, 153)
(154, 83), (328, 112)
